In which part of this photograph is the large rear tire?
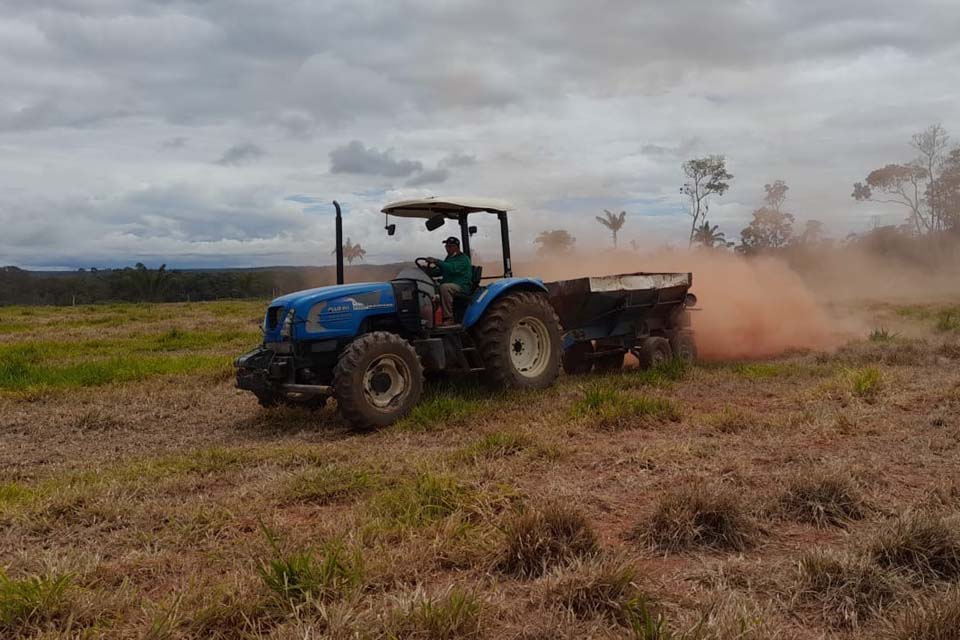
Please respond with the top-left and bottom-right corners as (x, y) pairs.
(473, 291), (561, 390)
(333, 332), (423, 429)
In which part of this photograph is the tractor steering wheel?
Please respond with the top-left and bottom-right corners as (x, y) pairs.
(415, 256), (438, 275)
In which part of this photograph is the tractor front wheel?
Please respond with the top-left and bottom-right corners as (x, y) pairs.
(474, 291), (561, 390)
(333, 332), (423, 429)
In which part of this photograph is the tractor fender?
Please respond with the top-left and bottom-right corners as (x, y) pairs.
(462, 278), (548, 329)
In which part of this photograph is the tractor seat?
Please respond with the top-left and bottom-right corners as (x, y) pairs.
(453, 265), (483, 298)
(451, 265), (482, 322)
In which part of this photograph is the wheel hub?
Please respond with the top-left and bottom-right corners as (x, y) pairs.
(362, 354), (410, 410)
(508, 316), (551, 378)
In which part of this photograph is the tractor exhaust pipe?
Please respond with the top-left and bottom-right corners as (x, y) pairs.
(333, 200), (344, 285)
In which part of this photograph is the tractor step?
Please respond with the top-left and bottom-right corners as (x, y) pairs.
(431, 324), (464, 334)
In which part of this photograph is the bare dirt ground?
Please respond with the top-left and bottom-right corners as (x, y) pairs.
(1, 299), (959, 639)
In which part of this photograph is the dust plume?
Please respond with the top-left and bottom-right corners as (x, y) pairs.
(513, 248), (857, 360)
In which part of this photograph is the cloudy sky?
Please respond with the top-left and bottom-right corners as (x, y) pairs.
(1, 0), (958, 269)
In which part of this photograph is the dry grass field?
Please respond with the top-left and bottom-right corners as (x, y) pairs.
(2, 299), (960, 639)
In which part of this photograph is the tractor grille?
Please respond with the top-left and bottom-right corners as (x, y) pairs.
(265, 305), (284, 330)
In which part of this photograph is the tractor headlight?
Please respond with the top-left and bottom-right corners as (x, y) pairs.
(281, 309), (294, 339)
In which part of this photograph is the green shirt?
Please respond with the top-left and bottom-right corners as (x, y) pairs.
(438, 252), (473, 292)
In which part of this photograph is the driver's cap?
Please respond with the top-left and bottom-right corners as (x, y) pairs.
(442, 236), (460, 246)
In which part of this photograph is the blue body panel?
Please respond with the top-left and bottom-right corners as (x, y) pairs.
(262, 282), (396, 342)
(461, 278), (548, 328)
(262, 277), (546, 343)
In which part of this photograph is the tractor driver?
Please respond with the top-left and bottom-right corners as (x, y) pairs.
(428, 236), (473, 325)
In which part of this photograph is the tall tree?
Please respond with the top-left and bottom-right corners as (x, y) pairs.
(853, 124), (955, 234)
(126, 263), (172, 301)
(691, 221), (733, 249)
(795, 219), (827, 246)
(534, 229), (576, 255)
(738, 181), (795, 254)
(682, 155), (733, 246)
(595, 209), (627, 247)
(935, 147), (960, 231)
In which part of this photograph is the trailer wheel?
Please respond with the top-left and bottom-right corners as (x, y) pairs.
(474, 291), (561, 390)
(638, 337), (672, 369)
(562, 342), (594, 375)
(333, 332), (423, 429)
(670, 330), (698, 363)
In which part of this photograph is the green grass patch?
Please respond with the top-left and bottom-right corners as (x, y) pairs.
(0, 570), (72, 632)
(706, 406), (766, 434)
(368, 472), (475, 530)
(383, 588), (481, 640)
(0, 349), (230, 392)
(936, 310), (960, 332)
(259, 528), (363, 608)
(732, 362), (785, 379)
(457, 431), (532, 463)
(846, 366), (883, 399)
(570, 384), (680, 429)
(282, 465), (378, 504)
(397, 386), (487, 431)
(868, 328), (900, 342)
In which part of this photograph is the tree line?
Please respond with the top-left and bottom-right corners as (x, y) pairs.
(534, 123), (960, 256)
(0, 262), (401, 307)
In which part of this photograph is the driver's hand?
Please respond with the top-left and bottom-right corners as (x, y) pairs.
(426, 257), (439, 265)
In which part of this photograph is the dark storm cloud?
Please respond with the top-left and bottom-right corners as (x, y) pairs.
(215, 142), (266, 166)
(330, 141), (423, 177)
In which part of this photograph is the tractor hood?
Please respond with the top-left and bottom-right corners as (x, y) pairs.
(262, 282), (397, 342)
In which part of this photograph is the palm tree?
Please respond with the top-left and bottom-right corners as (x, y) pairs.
(332, 238), (367, 264)
(692, 221), (733, 249)
(595, 209), (627, 248)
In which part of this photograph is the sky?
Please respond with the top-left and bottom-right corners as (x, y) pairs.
(1, 0), (958, 269)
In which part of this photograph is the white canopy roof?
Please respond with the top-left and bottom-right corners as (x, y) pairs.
(381, 196), (515, 218)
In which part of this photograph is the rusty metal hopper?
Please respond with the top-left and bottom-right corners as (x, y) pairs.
(545, 272), (692, 331)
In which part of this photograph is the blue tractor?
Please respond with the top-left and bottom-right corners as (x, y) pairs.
(235, 197), (564, 428)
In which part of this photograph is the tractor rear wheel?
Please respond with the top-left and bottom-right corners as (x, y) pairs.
(638, 337), (672, 369)
(333, 332), (423, 429)
(562, 342), (594, 375)
(669, 330), (698, 363)
(474, 291), (561, 390)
